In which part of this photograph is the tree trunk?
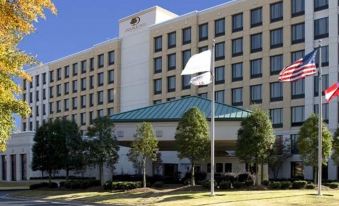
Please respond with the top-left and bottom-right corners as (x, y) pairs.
(143, 157), (147, 188)
(261, 161), (264, 184)
(191, 163), (195, 186)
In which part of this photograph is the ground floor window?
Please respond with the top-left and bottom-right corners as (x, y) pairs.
(1, 155), (6, 180)
(245, 163), (257, 174)
(313, 165), (328, 180)
(291, 161), (304, 179)
(10, 154), (16, 181)
(163, 164), (178, 177)
(224, 163), (232, 173)
(216, 163), (223, 173)
(20, 154), (27, 180)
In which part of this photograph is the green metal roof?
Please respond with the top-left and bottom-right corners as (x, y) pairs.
(111, 96), (251, 123)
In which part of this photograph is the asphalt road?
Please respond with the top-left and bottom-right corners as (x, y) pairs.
(0, 191), (97, 206)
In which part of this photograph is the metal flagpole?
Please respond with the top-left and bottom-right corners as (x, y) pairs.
(317, 41), (323, 196)
(210, 39), (216, 196)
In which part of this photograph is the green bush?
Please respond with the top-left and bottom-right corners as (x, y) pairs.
(269, 182), (281, 189)
(219, 181), (231, 189)
(201, 180), (217, 189)
(262, 180), (270, 186)
(30, 182), (58, 190)
(232, 181), (245, 189)
(324, 182), (339, 189)
(245, 180), (254, 187)
(305, 184), (316, 189)
(292, 180), (307, 189)
(111, 181), (142, 190)
(152, 181), (164, 188)
(60, 179), (101, 189)
(280, 181), (291, 189)
(103, 180), (112, 190)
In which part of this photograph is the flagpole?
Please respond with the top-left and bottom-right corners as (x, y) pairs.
(210, 39), (215, 196)
(317, 41), (322, 196)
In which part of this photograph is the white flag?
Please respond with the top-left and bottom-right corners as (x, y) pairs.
(190, 72), (211, 86)
(181, 50), (211, 75)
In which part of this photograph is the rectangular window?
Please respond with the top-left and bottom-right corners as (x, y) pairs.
(154, 57), (162, 73)
(291, 0), (305, 16)
(232, 87), (243, 106)
(89, 93), (93, 106)
(108, 50), (115, 65)
(250, 84), (262, 104)
(98, 54), (104, 68)
(89, 75), (94, 89)
(97, 91), (103, 105)
(1, 155), (6, 180)
(49, 71), (54, 82)
(199, 46), (208, 53)
(250, 58), (262, 78)
(42, 88), (46, 100)
(232, 13), (243, 32)
(108, 70), (114, 84)
(270, 108), (283, 128)
(97, 72), (104, 86)
(251, 7), (262, 27)
(270, 54), (283, 75)
(215, 42), (225, 60)
(72, 63), (78, 76)
(182, 75), (191, 90)
(232, 38), (243, 57)
(57, 68), (61, 80)
(215, 90), (225, 103)
(97, 109), (104, 118)
(153, 100), (162, 105)
(291, 50), (305, 62)
(35, 75), (39, 87)
(107, 108), (114, 116)
(314, 0), (328, 11)
(168, 53), (176, 70)
(90, 57), (94, 71)
(182, 27), (191, 44)
(270, 28), (283, 48)
(167, 32), (176, 48)
(42, 73), (46, 84)
(36, 91), (39, 102)
(182, 50), (191, 68)
(291, 161), (304, 178)
(251, 33), (262, 53)
(154, 79), (162, 95)
(291, 79), (305, 99)
(167, 76), (176, 92)
(80, 113), (86, 125)
(64, 99), (69, 111)
(29, 92), (32, 103)
(72, 80), (77, 93)
(225, 163), (232, 173)
(315, 45), (329, 67)
(42, 104), (46, 115)
(216, 163), (223, 173)
(20, 154), (27, 180)
(314, 74), (329, 96)
(232, 63), (243, 81)
(292, 23), (305, 44)
(81, 60), (87, 73)
(270, 1), (283, 22)
(314, 17), (329, 39)
(215, 18), (225, 37)
(64, 65), (70, 78)
(81, 77), (86, 91)
(10, 154), (16, 181)
(56, 100), (61, 112)
(108, 89), (114, 103)
(270, 82), (283, 101)
(56, 84), (61, 96)
(81, 95), (86, 108)
(198, 93), (208, 99)
(314, 103), (329, 123)
(199, 23), (208, 41)
(154, 36), (162, 52)
(35, 105), (39, 116)
(49, 102), (53, 114)
(290, 134), (299, 154)
(291, 106), (304, 126)
(215, 66), (225, 84)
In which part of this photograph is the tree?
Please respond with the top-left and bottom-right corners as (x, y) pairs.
(175, 107), (210, 186)
(87, 116), (119, 185)
(332, 128), (339, 165)
(297, 113), (332, 183)
(268, 136), (292, 179)
(236, 108), (275, 185)
(0, 0), (56, 152)
(128, 122), (158, 188)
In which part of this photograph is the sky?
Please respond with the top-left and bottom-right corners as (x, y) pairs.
(19, 0), (231, 64)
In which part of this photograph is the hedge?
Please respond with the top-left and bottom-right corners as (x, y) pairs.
(280, 181), (291, 189)
(292, 180), (307, 189)
(30, 182), (58, 190)
(305, 184), (316, 189)
(219, 181), (231, 189)
(60, 179), (101, 189)
(324, 182), (339, 189)
(269, 182), (281, 189)
(104, 181), (142, 190)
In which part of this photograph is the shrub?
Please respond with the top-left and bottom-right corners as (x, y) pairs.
(182, 172), (207, 185)
(201, 180), (217, 189)
(262, 180), (270, 186)
(61, 179), (101, 189)
(280, 181), (291, 189)
(30, 182), (58, 190)
(103, 180), (112, 190)
(292, 180), (307, 189)
(269, 182), (281, 189)
(223, 173), (236, 183)
(237, 173), (253, 182)
(219, 181), (231, 190)
(245, 180), (254, 187)
(232, 181), (245, 189)
(152, 181), (164, 188)
(111, 181), (142, 190)
(305, 184), (316, 189)
(324, 183), (339, 189)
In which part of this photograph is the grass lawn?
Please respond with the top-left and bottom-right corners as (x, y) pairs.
(11, 187), (339, 206)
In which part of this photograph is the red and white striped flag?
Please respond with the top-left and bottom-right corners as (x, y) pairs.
(279, 49), (318, 82)
(324, 83), (339, 102)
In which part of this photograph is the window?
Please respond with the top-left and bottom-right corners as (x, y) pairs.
(49, 87), (53, 98)
(57, 68), (61, 80)
(89, 93), (93, 106)
(199, 46), (208, 53)
(64, 99), (69, 111)
(42, 104), (46, 115)
(56, 85), (61, 96)
(10, 154), (16, 181)
(98, 54), (104, 68)
(215, 66), (225, 84)
(215, 42), (225, 60)
(270, 82), (283, 101)
(81, 78), (86, 91)
(56, 100), (61, 112)
(64, 82), (69, 95)
(49, 102), (53, 114)
(182, 27), (191, 44)
(315, 45), (329, 66)
(314, 103), (329, 122)
(1, 155), (6, 180)
(182, 75), (191, 90)
(108, 70), (114, 83)
(291, 50), (305, 62)
(23, 79), (26, 90)
(36, 91), (39, 102)
(72, 63), (78, 76)
(168, 53), (176, 70)
(72, 80), (77, 93)
(216, 163), (223, 173)
(97, 72), (104, 86)
(314, 0), (328, 11)
(314, 74), (329, 96)
(20, 154), (27, 180)
(108, 89), (114, 103)
(270, 1), (283, 22)
(250, 58), (262, 78)
(81, 60), (86, 73)
(291, 79), (305, 99)
(232, 63), (243, 81)
(215, 18), (225, 36)
(154, 57), (162, 74)
(198, 93), (208, 99)
(153, 100), (162, 105)
(80, 113), (86, 125)
(35, 75), (39, 87)
(251, 33), (262, 53)
(251, 7), (262, 27)
(154, 36), (162, 52)
(232, 87), (243, 106)
(35, 105), (39, 116)
(250, 84), (262, 104)
(168, 32), (176, 48)
(292, 23), (305, 44)
(89, 76), (94, 89)
(29, 92), (32, 103)
(167, 76), (176, 92)
(215, 90), (224, 103)
(97, 109), (104, 118)
(42, 73), (46, 84)
(270, 108), (283, 128)
(232, 13), (243, 32)
(90, 57), (94, 71)
(290, 134), (299, 154)
(108, 50), (115, 65)
(291, 106), (304, 126)
(42, 88), (46, 100)
(232, 38), (243, 57)
(314, 17), (328, 39)
(224, 163), (232, 173)
(154, 79), (162, 94)
(97, 91), (103, 105)
(182, 50), (191, 68)
(291, 161), (304, 178)
(107, 108), (114, 116)
(270, 55), (283, 75)
(291, 0), (305, 16)
(81, 95), (86, 108)
(49, 71), (54, 82)
(63, 66), (69, 78)
(270, 28), (283, 48)
(199, 23), (208, 41)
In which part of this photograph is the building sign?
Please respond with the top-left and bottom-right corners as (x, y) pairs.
(125, 16), (146, 33)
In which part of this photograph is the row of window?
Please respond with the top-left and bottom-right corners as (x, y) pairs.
(23, 73), (47, 90)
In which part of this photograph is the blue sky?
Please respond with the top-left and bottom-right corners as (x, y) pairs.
(19, 0), (230, 63)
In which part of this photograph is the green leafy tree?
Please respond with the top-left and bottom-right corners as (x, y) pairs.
(332, 128), (339, 165)
(175, 107), (210, 186)
(297, 113), (332, 183)
(268, 136), (291, 179)
(87, 116), (119, 185)
(128, 122), (158, 188)
(236, 108), (275, 185)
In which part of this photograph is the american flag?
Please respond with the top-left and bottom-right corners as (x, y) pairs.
(279, 49), (318, 82)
